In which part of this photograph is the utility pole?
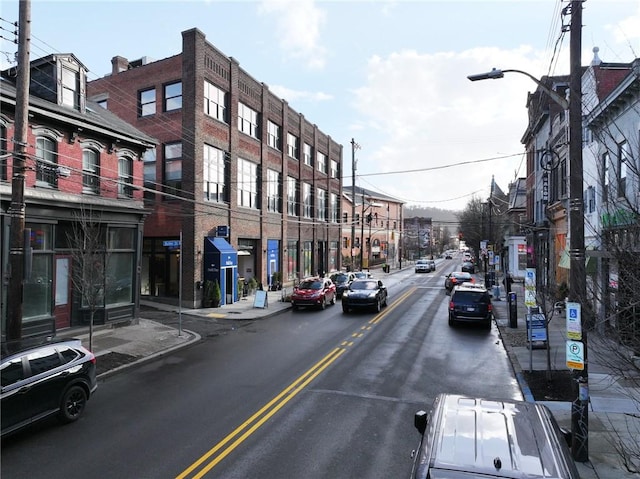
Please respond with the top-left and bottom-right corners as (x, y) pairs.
(350, 139), (359, 271)
(6, 0), (32, 342)
(568, 0), (588, 462)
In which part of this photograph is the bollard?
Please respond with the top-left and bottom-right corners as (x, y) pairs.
(508, 292), (517, 328)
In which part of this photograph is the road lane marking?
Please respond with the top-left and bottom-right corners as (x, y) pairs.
(177, 347), (345, 479)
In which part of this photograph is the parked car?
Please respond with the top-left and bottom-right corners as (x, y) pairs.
(461, 261), (475, 273)
(411, 393), (580, 479)
(1, 338), (98, 438)
(291, 277), (336, 310)
(444, 271), (474, 293)
(448, 283), (493, 328)
(342, 278), (388, 313)
(415, 259), (430, 273)
(330, 272), (355, 299)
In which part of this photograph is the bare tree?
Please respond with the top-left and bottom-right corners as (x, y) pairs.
(66, 209), (108, 351)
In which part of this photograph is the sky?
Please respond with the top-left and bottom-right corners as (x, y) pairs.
(1, 0), (639, 211)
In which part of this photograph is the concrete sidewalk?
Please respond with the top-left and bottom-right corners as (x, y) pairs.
(490, 280), (640, 479)
(57, 265), (640, 478)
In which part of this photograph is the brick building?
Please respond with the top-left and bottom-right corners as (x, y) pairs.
(87, 28), (343, 308)
(1, 54), (156, 338)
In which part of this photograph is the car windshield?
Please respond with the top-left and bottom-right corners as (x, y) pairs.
(417, 260), (427, 264)
(453, 272), (472, 279)
(354, 272), (368, 279)
(299, 280), (322, 290)
(351, 280), (377, 290)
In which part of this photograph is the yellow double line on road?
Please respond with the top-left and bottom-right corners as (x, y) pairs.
(177, 286), (416, 478)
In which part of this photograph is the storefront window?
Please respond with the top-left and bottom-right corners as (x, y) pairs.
(108, 228), (134, 250)
(23, 254), (52, 320)
(302, 241), (313, 278)
(106, 252), (133, 305)
(286, 240), (297, 281)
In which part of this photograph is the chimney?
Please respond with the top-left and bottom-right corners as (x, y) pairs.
(111, 56), (129, 75)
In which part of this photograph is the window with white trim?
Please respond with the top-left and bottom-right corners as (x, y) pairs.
(330, 160), (338, 179)
(204, 81), (227, 122)
(35, 137), (58, 188)
(603, 152), (610, 201)
(303, 143), (312, 166)
(267, 169), (281, 213)
(0, 124), (7, 181)
(618, 140), (629, 198)
(61, 66), (80, 110)
(118, 155), (134, 198)
(238, 102), (259, 139)
(302, 182), (312, 218)
(143, 147), (156, 200)
(237, 158), (258, 208)
(330, 193), (339, 222)
(287, 176), (298, 216)
(82, 149), (100, 194)
(204, 144), (227, 202)
(268, 121), (282, 150)
(287, 133), (299, 159)
(317, 151), (326, 174)
(317, 188), (327, 221)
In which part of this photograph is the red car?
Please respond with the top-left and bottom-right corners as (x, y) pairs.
(291, 277), (336, 310)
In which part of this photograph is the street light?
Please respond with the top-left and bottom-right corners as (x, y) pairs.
(468, 3), (586, 460)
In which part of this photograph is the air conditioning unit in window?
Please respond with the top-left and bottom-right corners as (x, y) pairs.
(56, 166), (71, 177)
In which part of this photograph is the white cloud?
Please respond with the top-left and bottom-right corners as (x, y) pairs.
(258, 0), (328, 70)
(269, 84), (333, 103)
(351, 46), (551, 209)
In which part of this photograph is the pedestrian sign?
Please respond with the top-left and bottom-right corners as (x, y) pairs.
(566, 302), (582, 340)
(566, 340), (584, 370)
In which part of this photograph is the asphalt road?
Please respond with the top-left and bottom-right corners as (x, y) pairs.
(1, 264), (522, 478)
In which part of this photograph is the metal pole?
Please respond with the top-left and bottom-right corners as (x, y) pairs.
(568, 0), (588, 462)
(350, 139), (358, 271)
(359, 190), (365, 270)
(6, 0), (31, 342)
(178, 230), (183, 337)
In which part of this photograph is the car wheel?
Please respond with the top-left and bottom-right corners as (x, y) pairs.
(448, 314), (455, 327)
(292, 304), (298, 311)
(342, 304), (349, 313)
(320, 297), (326, 310)
(58, 385), (87, 423)
(374, 298), (381, 313)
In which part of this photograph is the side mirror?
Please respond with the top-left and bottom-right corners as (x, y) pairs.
(414, 410), (428, 435)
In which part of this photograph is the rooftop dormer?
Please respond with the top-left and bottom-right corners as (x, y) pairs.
(28, 53), (88, 113)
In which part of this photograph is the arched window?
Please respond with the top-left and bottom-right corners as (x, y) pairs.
(82, 148), (100, 194)
(36, 137), (58, 187)
(118, 155), (134, 198)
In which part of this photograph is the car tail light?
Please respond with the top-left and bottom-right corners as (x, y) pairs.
(449, 300), (454, 311)
(488, 303), (493, 313)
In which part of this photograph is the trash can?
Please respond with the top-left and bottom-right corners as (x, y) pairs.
(508, 292), (517, 328)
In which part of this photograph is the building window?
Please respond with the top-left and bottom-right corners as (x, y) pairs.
(143, 147), (156, 201)
(302, 182), (312, 218)
(23, 224), (53, 321)
(35, 137), (58, 188)
(330, 160), (338, 179)
(204, 144), (227, 202)
(204, 81), (227, 122)
(330, 193), (338, 222)
(317, 188), (327, 221)
(559, 159), (567, 198)
(238, 102), (259, 139)
(287, 176), (298, 216)
(618, 140), (629, 198)
(237, 158), (258, 208)
(164, 82), (182, 111)
(0, 124), (7, 181)
(267, 169), (281, 213)
(342, 212), (348, 224)
(317, 151), (326, 174)
(602, 153), (610, 202)
(303, 143), (312, 166)
(106, 227), (135, 306)
(163, 142), (182, 197)
(61, 66), (80, 110)
(139, 88), (156, 117)
(268, 121), (282, 150)
(97, 99), (107, 109)
(287, 133), (299, 159)
(585, 186), (596, 214)
(82, 149), (100, 194)
(118, 155), (134, 198)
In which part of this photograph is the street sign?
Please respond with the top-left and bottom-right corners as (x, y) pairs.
(163, 240), (181, 248)
(566, 340), (585, 370)
(566, 302), (582, 340)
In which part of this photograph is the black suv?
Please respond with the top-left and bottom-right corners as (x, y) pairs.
(1, 338), (98, 437)
(448, 284), (493, 328)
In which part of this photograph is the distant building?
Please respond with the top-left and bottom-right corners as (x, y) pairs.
(87, 29), (342, 307)
(1, 54), (156, 338)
